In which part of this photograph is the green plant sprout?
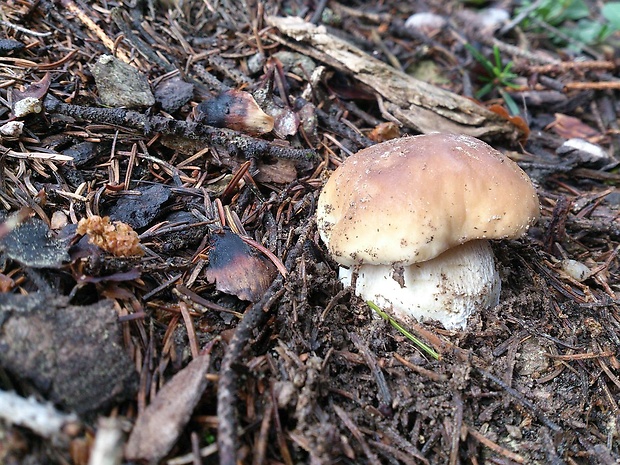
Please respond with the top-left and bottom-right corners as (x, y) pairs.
(465, 43), (520, 115)
(517, 0), (620, 49)
(367, 301), (441, 360)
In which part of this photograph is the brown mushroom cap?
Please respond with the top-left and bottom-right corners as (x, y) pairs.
(317, 133), (540, 266)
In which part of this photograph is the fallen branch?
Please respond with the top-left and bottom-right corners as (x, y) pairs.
(217, 220), (312, 465)
(44, 95), (316, 161)
(267, 16), (525, 142)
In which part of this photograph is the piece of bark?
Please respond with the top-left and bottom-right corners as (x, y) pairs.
(0, 217), (70, 268)
(0, 294), (137, 414)
(267, 16), (524, 142)
(125, 352), (211, 462)
(0, 389), (80, 442)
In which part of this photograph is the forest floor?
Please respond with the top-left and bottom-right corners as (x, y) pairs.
(1, 0), (620, 464)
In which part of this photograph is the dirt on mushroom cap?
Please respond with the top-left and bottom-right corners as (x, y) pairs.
(317, 133), (540, 266)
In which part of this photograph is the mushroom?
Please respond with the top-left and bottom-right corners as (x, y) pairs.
(316, 133), (540, 329)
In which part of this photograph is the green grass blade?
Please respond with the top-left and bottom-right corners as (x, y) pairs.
(367, 301), (441, 360)
(499, 88), (521, 116)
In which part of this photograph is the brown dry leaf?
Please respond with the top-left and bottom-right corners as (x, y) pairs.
(368, 122), (400, 142)
(547, 113), (599, 140)
(205, 230), (277, 302)
(12, 72), (51, 101)
(77, 215), (144, 257)
(125, 352), (211, 462)
(255, 158), (298, 184)
(488, 104), (530, 144)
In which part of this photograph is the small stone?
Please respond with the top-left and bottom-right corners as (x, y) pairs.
(91, 55), (155, 108)
(154, 76), (194, 113)
(404, 12), (447, 35)
(0, 218), (69, 268)
(50, 211), (68, 230)
(516, 337), (550, 377)
(107, 184), (171, 229)
(273, 51), (316, 77)
(0, 121), (24, 137)
(247, 52), (266, 75)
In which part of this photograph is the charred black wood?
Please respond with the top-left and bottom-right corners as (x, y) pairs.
(44, 95), (316, 160)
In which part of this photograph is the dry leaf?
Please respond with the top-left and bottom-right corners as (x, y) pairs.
(547, 113), (598, 140)
(125, 353), (211, 462)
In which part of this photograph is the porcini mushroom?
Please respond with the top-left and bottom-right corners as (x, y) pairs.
(317, 133), (539, 329)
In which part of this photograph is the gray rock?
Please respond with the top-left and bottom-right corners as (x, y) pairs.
(91, 54), (155, 108)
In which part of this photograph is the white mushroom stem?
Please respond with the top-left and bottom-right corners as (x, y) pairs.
(339, 240), (501, 330)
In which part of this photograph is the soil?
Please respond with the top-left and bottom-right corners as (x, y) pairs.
(0, 0), (619, 464)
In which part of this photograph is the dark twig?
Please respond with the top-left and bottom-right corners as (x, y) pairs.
(111, 7), (175, 72)
(476, 367), (561, 432)
(333, 405), (381, 465)
(465, 424), (526, 463)
(449, 391), (463, 465)
(543, 195), (571, 253)
(316, 108), (374, 150)
(369, 439), (421, 465)
(216, 223), (312, 465)
(381, 426), (428, 464)
(349, 332), (392, 416)
(309, 0), (329, 24)
(44, 95), (316, 160)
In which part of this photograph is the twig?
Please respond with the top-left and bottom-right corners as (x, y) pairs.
(349, 332), (392, 415)
(190, 432), (201, 465)
(333, 405), (381, 465)
(0, 389), (80, 442)
(521, 61), (617, 75)
(465, 424), (526, 463)
(253, 397), (272, 465)
(449, 391), (463, 465)
(309, 0), (329, 24)
(208, 55), (252, 87)
(271, 387), (293, 465)
(564, 82), (620, 91)
(529, 16), (602, 59)
(0, 19), (52, 37)
(316, 107), (374, 150)
(44, 95), (316, 160)
(192, 63), (230, 92)
(392, 353), (446, 382)
(58, 0), (131, 63)
(498, 0), (547, 36)
(368, 439), (422, 465)
(1, 145), (73, 161)
(478, 36), (561, 66)
(111, 7), (175, 72)
(180, 302), (199, 359)
(380, 426), (428, 464)
(166, 443), (218, 465)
